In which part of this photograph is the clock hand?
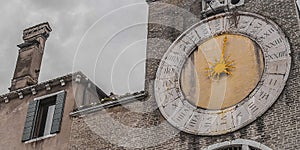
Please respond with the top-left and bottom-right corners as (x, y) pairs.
(221, 36), (228, 60)
(206, 36), (235, 80)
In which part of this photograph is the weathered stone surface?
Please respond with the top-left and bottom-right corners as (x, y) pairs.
(68, 0), (300, 149)
(10, 22), (52, 91)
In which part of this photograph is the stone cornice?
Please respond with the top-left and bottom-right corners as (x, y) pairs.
(69, 91), (147, 117)
(0, 71), (87, 103)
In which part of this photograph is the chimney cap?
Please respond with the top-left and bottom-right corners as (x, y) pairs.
(23, 22), (52, 41)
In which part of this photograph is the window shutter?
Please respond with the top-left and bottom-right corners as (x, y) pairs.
(50, 91), (66, 134)
(22, 100), (39, 142)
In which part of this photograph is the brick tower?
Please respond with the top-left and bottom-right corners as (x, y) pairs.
(9, 22), (52, 91)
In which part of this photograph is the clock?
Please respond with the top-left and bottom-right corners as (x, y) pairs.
(154, 12), (291, 135)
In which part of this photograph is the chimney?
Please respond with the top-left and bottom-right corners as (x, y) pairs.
(9, 22), (52, 91)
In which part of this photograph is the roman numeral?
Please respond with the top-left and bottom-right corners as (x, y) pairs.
(165, 91), (179, 100)
(203, 116), (213, 128)
(186, 30), (200, 44)
(257, 27), (276, 41)
(266, 51), (287, 60)
(259, 91), (270, 101)
(248, 101), (259, 114)
(268, 78), (277, 86)
(161, 89), (180, 105)
(162, 79), (175, 88)
(188, 119), (197, 128)
(165, 55), (180, 63)
(253, 22), (263, 29)
(164, 53), (185, 66)
(239, 20), (249, 29)
(265, 38), (283, 49)
(220, 115), (227, 125)
(249, 21), (264, 34)
(209, 19), (223, 33)
(163, 67), (175, 75)
(176, 109), (188, 122)
(186, 112), (201, 130)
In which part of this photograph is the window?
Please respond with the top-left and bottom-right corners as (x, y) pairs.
(216, 145), (242, 150)
(22, 91), (66, 142)
(201, 0), (245, 15)
(34, 97), (56, 138)
(215, 146), (262, 150)
(205, 139), (272, 150)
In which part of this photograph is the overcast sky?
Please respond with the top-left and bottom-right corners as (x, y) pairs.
(0, 0), (148, 95)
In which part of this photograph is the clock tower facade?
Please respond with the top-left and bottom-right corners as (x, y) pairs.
(145, 0), (300, 149)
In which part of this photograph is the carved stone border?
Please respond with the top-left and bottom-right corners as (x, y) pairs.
(154, 11), (291, 135)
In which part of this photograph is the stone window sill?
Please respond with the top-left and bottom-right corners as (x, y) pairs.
(24, 134), (56, 144)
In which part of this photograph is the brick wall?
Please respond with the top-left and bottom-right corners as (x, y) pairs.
(68, 0), (300, 149)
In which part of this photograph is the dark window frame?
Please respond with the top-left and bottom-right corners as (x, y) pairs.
(21, 90), (66, 142)
(33, 96), (56, 138)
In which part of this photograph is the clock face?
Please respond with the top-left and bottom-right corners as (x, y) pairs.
(154, 12), (291, 135)
(181, 34), (264, 110)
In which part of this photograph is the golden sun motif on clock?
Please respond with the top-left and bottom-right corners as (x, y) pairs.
(180, 34), (265, 110)
(206, 36), (235, 79)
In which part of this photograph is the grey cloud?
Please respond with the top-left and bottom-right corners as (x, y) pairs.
(0, 0), (148, 94)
